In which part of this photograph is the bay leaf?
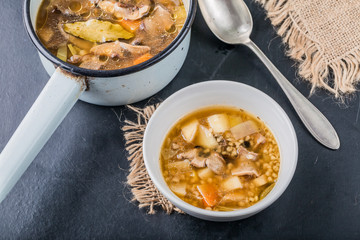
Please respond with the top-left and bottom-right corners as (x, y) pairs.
(63, 19), (134, 43)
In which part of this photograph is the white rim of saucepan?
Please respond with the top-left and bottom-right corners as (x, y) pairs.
(143, 80), (298, 220)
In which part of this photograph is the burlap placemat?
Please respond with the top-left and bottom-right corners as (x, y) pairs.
(122, 105), (183, 214)
(255, 0), (360, 100)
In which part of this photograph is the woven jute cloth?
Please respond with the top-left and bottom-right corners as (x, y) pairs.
(122, 105), (182, 214)
(256, 0), (360, 100)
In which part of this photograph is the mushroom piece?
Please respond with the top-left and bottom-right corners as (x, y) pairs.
(177, 148), (206, 168)
(142, 5), (175, 35)
(231, 161), (260, 177)
(98, 0), (151, 20)
(37, 27), (54, 43)
(37, 20), (69, 49)
(48, 0), (98, 16)
(131, 4), (175, 49)
(177, 148), (198, 159)
(237, 146), (259, 161)
(170, 135), (188, 152)
(177, 148), (226, 175)
(76, 54), (106, 70)
(90, 41), (151, 58)
(253, 133), (266, 150)
(205, 152), (226, 175)
(191, 158), (207, 168)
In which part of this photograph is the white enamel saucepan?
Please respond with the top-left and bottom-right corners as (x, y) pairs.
(0, 0), (196, 203)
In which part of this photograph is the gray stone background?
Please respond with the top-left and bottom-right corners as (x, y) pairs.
(0, 0), (359, 239)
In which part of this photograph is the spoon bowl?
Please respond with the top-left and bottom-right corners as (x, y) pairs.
(198, 0), (340, 150)
(199, 0), (252, 44)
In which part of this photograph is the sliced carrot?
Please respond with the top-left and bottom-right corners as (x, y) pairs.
(197, 184), (219, 207)
(133, 53), (153, 65)
(119, 19), (142, 33)
(202, 199), (210, 208)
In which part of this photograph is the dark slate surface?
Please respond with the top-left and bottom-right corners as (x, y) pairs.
(1, 0), (360, 239)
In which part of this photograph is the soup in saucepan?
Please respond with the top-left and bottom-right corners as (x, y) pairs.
(160, 106), (280, 211)
(36, 0), (187, 70)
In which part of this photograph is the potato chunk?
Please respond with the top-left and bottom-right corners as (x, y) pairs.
(173, 5), (187, 27)
(37, 27), (54, 43)
(181, 119), (199, 142)
(197, 167), (214, 179)
(230, 120), (259, 140)
(221, 176), (243, 192)
(63, 19), (134, 43)
(207, 114), (230, 133)
(57, 45), (67, 62)
(253, 175), (268, 187)
(221, 192), (246, 203)
(168, 160), (192, 172)
(195, 125), (218, 149)
(170, 183), (187, 196)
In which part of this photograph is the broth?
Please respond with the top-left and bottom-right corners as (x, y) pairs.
(160, 106), (280, 211)
(36, 0), (187, 70)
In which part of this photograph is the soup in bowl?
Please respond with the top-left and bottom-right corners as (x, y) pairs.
(160, 106), (280, 211)
(143, 81), (298, 221)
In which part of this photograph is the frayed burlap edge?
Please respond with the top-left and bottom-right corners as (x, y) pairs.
(122, 105), (183, 214)
(255, 0), (360, 101)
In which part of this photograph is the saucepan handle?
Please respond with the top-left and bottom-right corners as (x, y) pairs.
(0, 67), (86, 203)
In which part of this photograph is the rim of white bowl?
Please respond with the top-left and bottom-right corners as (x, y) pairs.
(143, 80), (298, 219)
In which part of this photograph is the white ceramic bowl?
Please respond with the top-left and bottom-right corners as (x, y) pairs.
(143, 80), (298, 221)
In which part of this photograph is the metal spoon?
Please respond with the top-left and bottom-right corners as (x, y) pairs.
(198, 0), (340, 150)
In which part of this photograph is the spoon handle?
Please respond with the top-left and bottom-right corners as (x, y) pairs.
(244, 40), (340, 149)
